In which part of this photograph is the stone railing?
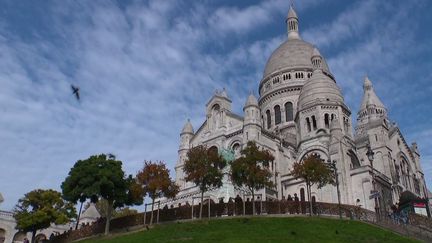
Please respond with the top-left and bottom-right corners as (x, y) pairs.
(0, 210), (14, 219)
(50, 200), (431, 243)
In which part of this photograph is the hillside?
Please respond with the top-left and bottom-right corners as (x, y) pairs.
(79, 217), (419, 243)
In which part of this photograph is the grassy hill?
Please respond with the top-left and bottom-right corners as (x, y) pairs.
(80, 217), (419, 243)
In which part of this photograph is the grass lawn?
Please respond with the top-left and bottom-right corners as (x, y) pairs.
(80, 217), (419, 243)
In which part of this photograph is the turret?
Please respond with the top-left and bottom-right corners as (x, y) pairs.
(180, 119), (194, 150)
(243, 94), (261, 142)
(176, 119), (194, 185)
(357, 76), (387, 125)
(311, 47), (323, 70)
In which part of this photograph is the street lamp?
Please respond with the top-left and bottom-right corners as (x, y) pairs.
(328, 159), (342, 219)
(366, 144), (380, 221)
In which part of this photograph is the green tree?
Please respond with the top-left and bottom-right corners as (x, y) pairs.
(61, 154), (143, 235)
(184, 146), (226, 219)
(13, 189), (76, 243)
(231, 141), (275, 215)
(290, 154), (334, 216)
(137, 161), (179, 225)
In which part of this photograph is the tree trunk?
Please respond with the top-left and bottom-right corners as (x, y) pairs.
(104, 200), (113, 235)
(31, 230), (36, 243)
(307, 183), (312, 216)
(75, 200), (84, 230)
(150, 197), (155, 225)
(200, 191), (204, 219)
(243, 194), (246, 215)
(252, 190), (255, 216)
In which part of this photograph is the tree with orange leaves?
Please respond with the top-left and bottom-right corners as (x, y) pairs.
(230, 141), (275, 215)
(184, 145), (226, 219)
(290, 154), (334, 216)
(136, 161), (179, 225)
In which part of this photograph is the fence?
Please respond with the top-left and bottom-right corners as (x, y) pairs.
(50, 200), (431, 242)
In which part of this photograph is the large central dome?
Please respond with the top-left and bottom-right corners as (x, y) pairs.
(263, 39), (330, 78)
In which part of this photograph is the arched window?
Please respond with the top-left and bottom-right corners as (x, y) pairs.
(274, 105), (281, 125)
(348, 150), (361, 169)
(266, 110), (271, 129)
(306, 117), (311, 132)
(312, 115), (317, 130)
(285, 102), (293, 122)
(324, 113), (330, 128)
(209, 146), (218, 155)
(232, 143), (240, 156)
(288, 73), (291, 79)
(331, 114), (336, 121)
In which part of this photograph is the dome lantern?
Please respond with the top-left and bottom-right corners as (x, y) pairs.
(311, 47), (323, 71)
(286, 4), (300, 40)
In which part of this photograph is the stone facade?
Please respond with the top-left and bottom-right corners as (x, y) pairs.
(0, 203), (99, 243)
(163, 5), (428, 215)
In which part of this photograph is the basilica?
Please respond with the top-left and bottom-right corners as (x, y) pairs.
(168, 5), (428, 213)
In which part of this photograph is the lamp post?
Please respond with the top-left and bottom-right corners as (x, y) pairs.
(328, 159), (342, 219)
(366, 144), (380, 221)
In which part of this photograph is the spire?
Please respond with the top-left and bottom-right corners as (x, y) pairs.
(311, 47), (323, 71)
(360, 76), (386, 110)
(357, 76), (387, 123)
(181, 119), (194, 134)
(286, 4), (301, 40)
(244, 93), (258, 109)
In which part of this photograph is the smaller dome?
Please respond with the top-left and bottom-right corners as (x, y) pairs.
(244, 94), (258, 108)
(181, 119), (194, 134)
(298, 70), (343, 111)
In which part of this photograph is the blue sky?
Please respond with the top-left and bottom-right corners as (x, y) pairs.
(0, 0), (431, 210)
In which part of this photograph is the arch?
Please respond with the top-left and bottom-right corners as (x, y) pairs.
(306, 117), (311, 132)
(211, 103), (220, 111)
(297, 146), (329, 163)
(12, 232), (27, 242)
(0, 228), (5, 243)
(348, 150), (361, 169)
(232, 142), (241, 157)
(285, 102), (293, 122)
(274, 105), (281, 125)
(35, 233), (47, 243)
(324, 113), (330, 128)
(311, 115), (317, 130)
(266, 110), (271, 129)
(208, 146), (218, 155)
(300, 188), (305, 201)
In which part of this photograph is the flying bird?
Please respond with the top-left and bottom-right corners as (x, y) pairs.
(71, 84), (80, 101)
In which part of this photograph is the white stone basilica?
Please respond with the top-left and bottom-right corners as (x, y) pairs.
(168, 6), (428, 213)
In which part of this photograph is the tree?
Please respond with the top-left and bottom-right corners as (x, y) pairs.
(290, 154), (334, 216)
(231, 141), (275, 215)
(184, 146), (226, 219)
(13, 189), (76, 243)
(61, 154), (143, 235)
(136, 161), (179, 225)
